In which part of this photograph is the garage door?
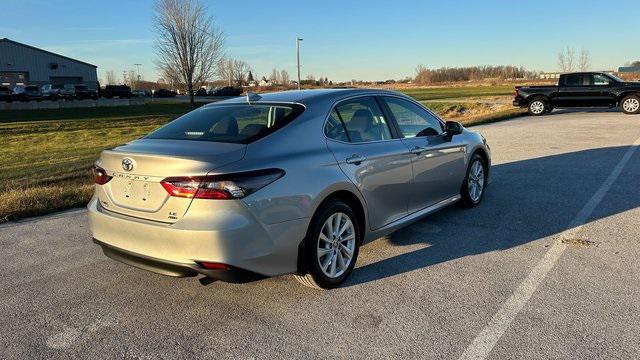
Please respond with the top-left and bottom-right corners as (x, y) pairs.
(50, 76), (83, 86)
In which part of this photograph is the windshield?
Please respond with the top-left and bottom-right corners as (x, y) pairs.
(145, 103), (305, 144)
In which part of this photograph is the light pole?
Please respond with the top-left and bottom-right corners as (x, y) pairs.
(296, 37), (303, 90)
(134, 63), (142, 89)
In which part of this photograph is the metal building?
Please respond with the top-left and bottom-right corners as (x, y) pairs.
(0, 38), (98, 89)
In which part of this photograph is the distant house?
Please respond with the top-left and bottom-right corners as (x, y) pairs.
(259, 77), (271, 87)
(248, 80), (257, 87)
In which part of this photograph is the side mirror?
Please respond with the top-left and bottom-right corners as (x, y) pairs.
(445, 121), (463, 136)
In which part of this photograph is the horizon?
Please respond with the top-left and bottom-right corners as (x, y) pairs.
(2, 0), (639, 83)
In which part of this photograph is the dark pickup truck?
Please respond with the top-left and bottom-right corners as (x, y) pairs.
(513, 72), (640, 115)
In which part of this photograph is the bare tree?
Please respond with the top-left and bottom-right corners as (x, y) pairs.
(280, 69), (290, 85)
(558, 46), (576, 72)
(153, 0), (225, 104)
(232, 60), (251, 86)
(105, 70), (116, 85)
(578, 48), (590, 71)
(270, 68), (279, 84)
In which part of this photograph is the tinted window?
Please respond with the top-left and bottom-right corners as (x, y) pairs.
(333, 97), (392, 143)
(591, 74), (610, 86)
(383, 97), (443, 137)
(564, 75), (585, 86)
(146, 104), (304, 144)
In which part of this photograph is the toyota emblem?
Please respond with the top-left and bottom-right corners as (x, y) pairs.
(122, 158), (135, 172)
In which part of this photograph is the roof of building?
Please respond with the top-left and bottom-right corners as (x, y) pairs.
(0, 38), (97, 68)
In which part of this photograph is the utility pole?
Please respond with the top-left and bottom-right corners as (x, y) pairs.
(134, 63), (142, 89)
(296, 37), (303, 90)
(121, 71), (127, 86)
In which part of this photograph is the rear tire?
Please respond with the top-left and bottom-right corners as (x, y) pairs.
(528, 97), (547, 116)
(459, 154), (487, 208)
(620, 94), (640, 114)
(294, 200), (361, 290)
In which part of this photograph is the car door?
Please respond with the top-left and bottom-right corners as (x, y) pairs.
(557, 74), (590, 107)
(380, 96), (467, 214)
(324, 96), (413, 230)
(588, 74), (617, 107)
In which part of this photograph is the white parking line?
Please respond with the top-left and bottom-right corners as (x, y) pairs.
(459, 136), (640, 360)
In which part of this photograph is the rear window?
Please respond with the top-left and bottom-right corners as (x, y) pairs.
(146, 103), (305, 144)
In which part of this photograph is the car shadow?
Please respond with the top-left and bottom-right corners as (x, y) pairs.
(344, 145), (638, 287)
(547, 107), (620, 115)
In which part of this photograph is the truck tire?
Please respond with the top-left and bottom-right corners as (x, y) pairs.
(528, 97), (547, 116)
(620, 94), (640, 114)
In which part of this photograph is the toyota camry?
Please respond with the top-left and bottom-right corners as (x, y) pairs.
(89, 89), (491, 289)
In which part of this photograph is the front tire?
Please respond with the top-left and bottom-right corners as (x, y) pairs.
(460, 154), (487, 208)
(294, 200), (361, 290)
(620, 95), (640, 114)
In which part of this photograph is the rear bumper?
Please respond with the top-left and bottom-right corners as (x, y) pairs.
(513, 98), (527, 107)
(94, 238), (265, 282)
(87, 197), (309, 279)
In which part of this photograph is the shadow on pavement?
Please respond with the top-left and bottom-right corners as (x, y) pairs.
(345, 145), (638, 287)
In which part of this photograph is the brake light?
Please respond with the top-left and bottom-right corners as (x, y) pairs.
(514, 87), (520, 98)
(92, 165), (112, 185)
(160, 168), (285, 200)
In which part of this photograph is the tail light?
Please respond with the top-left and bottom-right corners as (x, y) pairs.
(160, 168), (285, 200)
(92, 165), (112, 185)
(513, 87), (520, 98)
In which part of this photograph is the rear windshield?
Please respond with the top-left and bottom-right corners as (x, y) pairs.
(145, 103), (305, 144)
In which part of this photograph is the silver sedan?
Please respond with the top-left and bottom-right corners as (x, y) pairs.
(88, 88), (491, 289)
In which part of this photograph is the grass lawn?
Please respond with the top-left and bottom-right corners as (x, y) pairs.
(0, 87), (524, 222)
(400, 85), (514, 101)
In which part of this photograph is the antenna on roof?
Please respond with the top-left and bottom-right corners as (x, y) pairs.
(246, 92), (261, 104)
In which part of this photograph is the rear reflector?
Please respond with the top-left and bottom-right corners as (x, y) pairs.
(198, 262), (229, 270)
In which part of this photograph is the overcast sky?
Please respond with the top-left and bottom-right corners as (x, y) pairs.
(2, 0), (639, 82)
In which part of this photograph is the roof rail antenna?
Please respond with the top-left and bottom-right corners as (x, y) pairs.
(246, 92), (261, 104)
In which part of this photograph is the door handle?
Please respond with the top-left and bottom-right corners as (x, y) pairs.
(345, 154), (367, 165)
(410, 146), (428, 155)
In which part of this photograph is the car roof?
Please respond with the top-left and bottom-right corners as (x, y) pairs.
(205, 88), (406, 106)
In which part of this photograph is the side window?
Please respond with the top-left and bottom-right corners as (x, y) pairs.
(591, 74), (610, 86)
(324, 109), (349, 142)
(564, 75), (584, 86)
(383, 96), (444, 137)
(333, 97), (392, 143)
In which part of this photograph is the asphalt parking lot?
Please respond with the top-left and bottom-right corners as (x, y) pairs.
(1, 109), (639, 359)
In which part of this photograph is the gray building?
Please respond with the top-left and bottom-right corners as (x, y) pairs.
(0, 38), (98, 89)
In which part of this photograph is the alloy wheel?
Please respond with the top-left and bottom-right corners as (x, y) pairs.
(317, 212), (356, 278)
(623, 98), (640, 113)
(529, 100), (545, 115)
(467, 160), (485, 203)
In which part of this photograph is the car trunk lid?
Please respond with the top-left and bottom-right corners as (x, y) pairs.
(95, 139), (245, 223)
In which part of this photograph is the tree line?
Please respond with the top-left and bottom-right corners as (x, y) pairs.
(414, 65), (536, 84)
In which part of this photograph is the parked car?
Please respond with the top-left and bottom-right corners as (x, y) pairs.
(58, 84), (76, 100)
(41, 84), (63, 100)
(0, 86), (13, 102)
(212, 86), (243, 96)
(74, 84), (99, 100)
(513, 72), (640, 115)
(154, 88), (177, 97)
(195, 88), (208, 96)
(102, 85), (132, 99)
(132, 89), (149, 97)
(89, 89), (491, 289)
(13, 85), (42, 102)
